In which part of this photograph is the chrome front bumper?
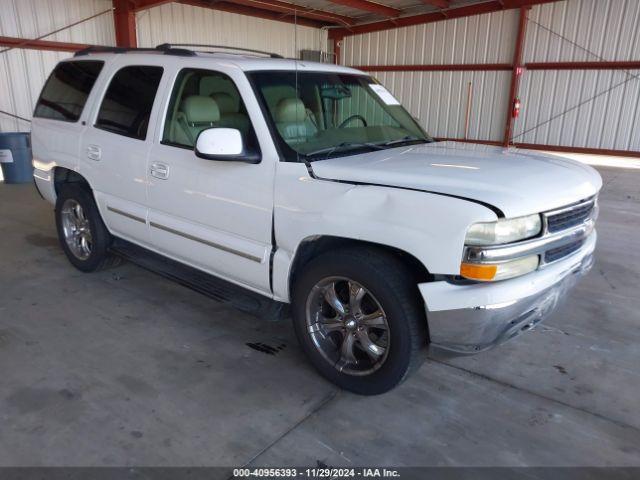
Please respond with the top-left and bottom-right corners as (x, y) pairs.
(420, 232), (596, 355)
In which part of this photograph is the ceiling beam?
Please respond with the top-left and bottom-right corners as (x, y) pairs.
(326, 0), (401, 18)
(136, 0), (355, 26)
(420, 0), (450, 8)
(132, 0), (173, 12)
(333, 0), (560, 36)
(0, 35), (89, 52)
(225, 0), (356, 25)
(177, 0), (335, 28)
(188, 0), (356, 27)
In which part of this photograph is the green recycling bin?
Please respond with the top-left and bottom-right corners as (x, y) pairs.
(0, 132), (33, 184)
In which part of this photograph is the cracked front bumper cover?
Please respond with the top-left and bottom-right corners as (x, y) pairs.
(420, 232), (596, 355)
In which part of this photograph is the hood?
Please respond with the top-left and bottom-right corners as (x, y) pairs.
(310, 141), (603, 218)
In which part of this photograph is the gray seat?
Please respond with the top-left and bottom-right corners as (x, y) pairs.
(211, 92), (250, 134)
(172, 95), (220, 146)
(274, 98), (317, 145)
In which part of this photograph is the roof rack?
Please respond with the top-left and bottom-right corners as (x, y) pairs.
(155, 43), (284, 59)
(74, 45), (195, 57)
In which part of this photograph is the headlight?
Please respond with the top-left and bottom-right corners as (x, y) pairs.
(465, 213), (542, 246)
(460, 255), (540, 282)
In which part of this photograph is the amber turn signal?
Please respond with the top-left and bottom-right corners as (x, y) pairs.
(460, 263), (498, 281)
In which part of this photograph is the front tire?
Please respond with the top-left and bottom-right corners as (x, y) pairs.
(292, 247), (428, 395)
(55, 184), (120, 272)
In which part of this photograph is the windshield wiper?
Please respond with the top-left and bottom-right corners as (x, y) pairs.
(305, 141), (385, 159)
(380, 136), (430, 147)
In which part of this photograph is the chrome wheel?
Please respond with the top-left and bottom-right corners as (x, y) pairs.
(305, 277), (390, 376)
(60, 199), (92, 260)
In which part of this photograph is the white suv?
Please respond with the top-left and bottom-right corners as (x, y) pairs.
(31, 44), (601, 394)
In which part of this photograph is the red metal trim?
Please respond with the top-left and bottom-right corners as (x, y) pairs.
(513, 143), (640, 158)
(435, 138), (640, 158)
(526, 61), (640, 70)
(354, 63), (512, 72)
(326, 0), (401, 18)
(0, 35), (89, 52)
(332, 0), (559, 36)
(434, 137), (502, 146)
(177, 1), (334, 28)
(113, 0), (137, 48)
(503, 7), (528, 147)
(351, 60), (640, 73)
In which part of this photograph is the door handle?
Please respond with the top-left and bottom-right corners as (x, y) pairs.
(150, 162), (170, 180)
(86, 145), (101, 161)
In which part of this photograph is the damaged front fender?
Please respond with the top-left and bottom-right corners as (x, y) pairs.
(270, 162), (498, 302)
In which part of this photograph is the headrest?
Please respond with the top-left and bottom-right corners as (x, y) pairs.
(211, 93), (237, 114)
(180, 95), (220, 124)
(275, 98), (307, 123)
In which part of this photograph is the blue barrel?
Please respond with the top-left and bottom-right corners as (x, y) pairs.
(0, 132), (33, 184)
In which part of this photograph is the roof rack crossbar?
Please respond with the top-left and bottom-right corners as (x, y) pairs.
(74, 45), (195, 57)
(155, 43), (284, 59)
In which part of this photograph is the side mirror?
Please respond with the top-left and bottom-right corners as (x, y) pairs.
(195, 128), (260, 163)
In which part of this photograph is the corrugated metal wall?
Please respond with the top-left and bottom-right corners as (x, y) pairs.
(0, 0), (115, 132)
(523, 0), (640, 62)
(343, 9), (518, 66)
(1, 0), (327, 133)
(341, 0), (640, 152)
(514, 0), (640, 151)
(3, 0), (638, 152)
(372, 70), (511, 142)
(136, 2), (327, 59)
(342, 9), (518, 142)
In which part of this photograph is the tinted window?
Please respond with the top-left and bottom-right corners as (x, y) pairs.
(162, 68), (257, 151)
(34, 61), (103, 122)
(95, 65), (163, 140)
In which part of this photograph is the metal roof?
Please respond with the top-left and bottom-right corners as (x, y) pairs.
(288, 0), (489, 24)
(184, 0), (497, 27)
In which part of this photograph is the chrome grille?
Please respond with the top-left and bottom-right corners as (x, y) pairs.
(545, 198), (596, 234)
(463, 195), (597, 273)
(544, 239), (584, 263)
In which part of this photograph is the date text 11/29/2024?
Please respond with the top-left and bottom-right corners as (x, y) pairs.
(233, 468), (401, 478)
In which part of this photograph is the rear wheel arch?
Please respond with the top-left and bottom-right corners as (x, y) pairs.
(53, 167), (91, 196)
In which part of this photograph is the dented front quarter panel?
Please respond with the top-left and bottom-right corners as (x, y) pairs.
(271, 162), (498, 302)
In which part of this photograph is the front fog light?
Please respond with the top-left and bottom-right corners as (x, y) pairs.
(460, 255), (539, 282)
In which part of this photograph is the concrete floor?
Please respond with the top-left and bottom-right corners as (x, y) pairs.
(0, 165), (639, 468)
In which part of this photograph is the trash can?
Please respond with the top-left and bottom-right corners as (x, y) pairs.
(0, 132), (33, 184)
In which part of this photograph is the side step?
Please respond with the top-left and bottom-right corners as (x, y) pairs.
(110, 239), (289, 322)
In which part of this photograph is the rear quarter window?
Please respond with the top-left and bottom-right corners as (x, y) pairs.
(34, 61), (104, 122)
(95, 65), (164, 141)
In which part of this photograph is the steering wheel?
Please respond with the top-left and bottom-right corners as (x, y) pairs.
(338, 115), (367, 129)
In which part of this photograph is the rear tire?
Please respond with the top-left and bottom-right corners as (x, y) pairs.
(55, 184), (120, 272)
(292, 247), (428, 395)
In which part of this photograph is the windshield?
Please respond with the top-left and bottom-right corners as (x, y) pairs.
(248, 71), (432, 162)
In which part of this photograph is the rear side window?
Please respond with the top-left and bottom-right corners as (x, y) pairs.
(95, 65), (163, 140)
(34, 61), (104, 122)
